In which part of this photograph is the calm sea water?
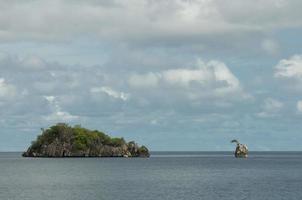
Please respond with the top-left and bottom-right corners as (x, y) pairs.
(1, 152), (302, 200)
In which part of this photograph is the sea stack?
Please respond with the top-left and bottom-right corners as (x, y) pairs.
(231, 139), (248, 158)
(22, 123), (150, 158)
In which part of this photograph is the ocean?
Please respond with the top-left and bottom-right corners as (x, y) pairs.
(0, 152), (301, 200)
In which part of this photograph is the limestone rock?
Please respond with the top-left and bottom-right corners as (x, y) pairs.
(22, 123), (150, 158)
(231, 139), (248, 158)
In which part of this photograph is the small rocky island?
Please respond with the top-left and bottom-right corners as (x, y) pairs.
(231, 139), (248, 158)
(23, 123), (150, 157)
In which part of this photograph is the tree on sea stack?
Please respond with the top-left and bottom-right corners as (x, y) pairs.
(231, 139), (248, 158)
(23, 123), (150, 158)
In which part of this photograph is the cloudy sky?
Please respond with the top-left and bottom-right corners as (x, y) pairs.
(1, 0), (302, 151)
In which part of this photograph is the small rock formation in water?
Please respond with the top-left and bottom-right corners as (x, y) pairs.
(231, 139), (248, 158)
(22, 123), (150, 158)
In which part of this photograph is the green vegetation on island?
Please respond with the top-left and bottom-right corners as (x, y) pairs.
(23, 123), (150, 157)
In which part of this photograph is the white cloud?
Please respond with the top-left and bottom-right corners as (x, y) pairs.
(150, 119), (158, 125)
(44, 95), (55, 103)
(45, 111), (79, 122)
(0, 52), (9, 61)
(128, 59), (243, 99)
(0, 53), (48, 72)
(0, 78), (16, 99)
(1, 1), (302, 151)
(128, 73), (159, 89)
(44, 95), (78, 122)
(261, 39), (280, 56)
(0, 0), (301, 43)
(257, 98), (283, 118)
(0, 52), (251, 126)
(162, 60), (240, 93)
(297, 101), (302, 112)
(162, 68), (211, 86)
(275, 0), (287, 8)
(20, 56), (46, 70)
(275, 55), (302, 79)
(90, 86), (130, 101)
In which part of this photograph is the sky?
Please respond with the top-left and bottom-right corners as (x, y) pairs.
(1, 0), (302, 151)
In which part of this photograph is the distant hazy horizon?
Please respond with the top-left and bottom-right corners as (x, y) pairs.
(1, 0), (302, 151)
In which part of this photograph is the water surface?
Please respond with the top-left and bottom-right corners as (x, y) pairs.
(0, 152), (301, 200)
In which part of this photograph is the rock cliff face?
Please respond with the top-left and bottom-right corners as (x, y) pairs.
(231, 139), (248, 158)
(22, 123), (150, 158)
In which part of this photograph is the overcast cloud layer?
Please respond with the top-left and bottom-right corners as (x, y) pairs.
(1, 0), (302, 151)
